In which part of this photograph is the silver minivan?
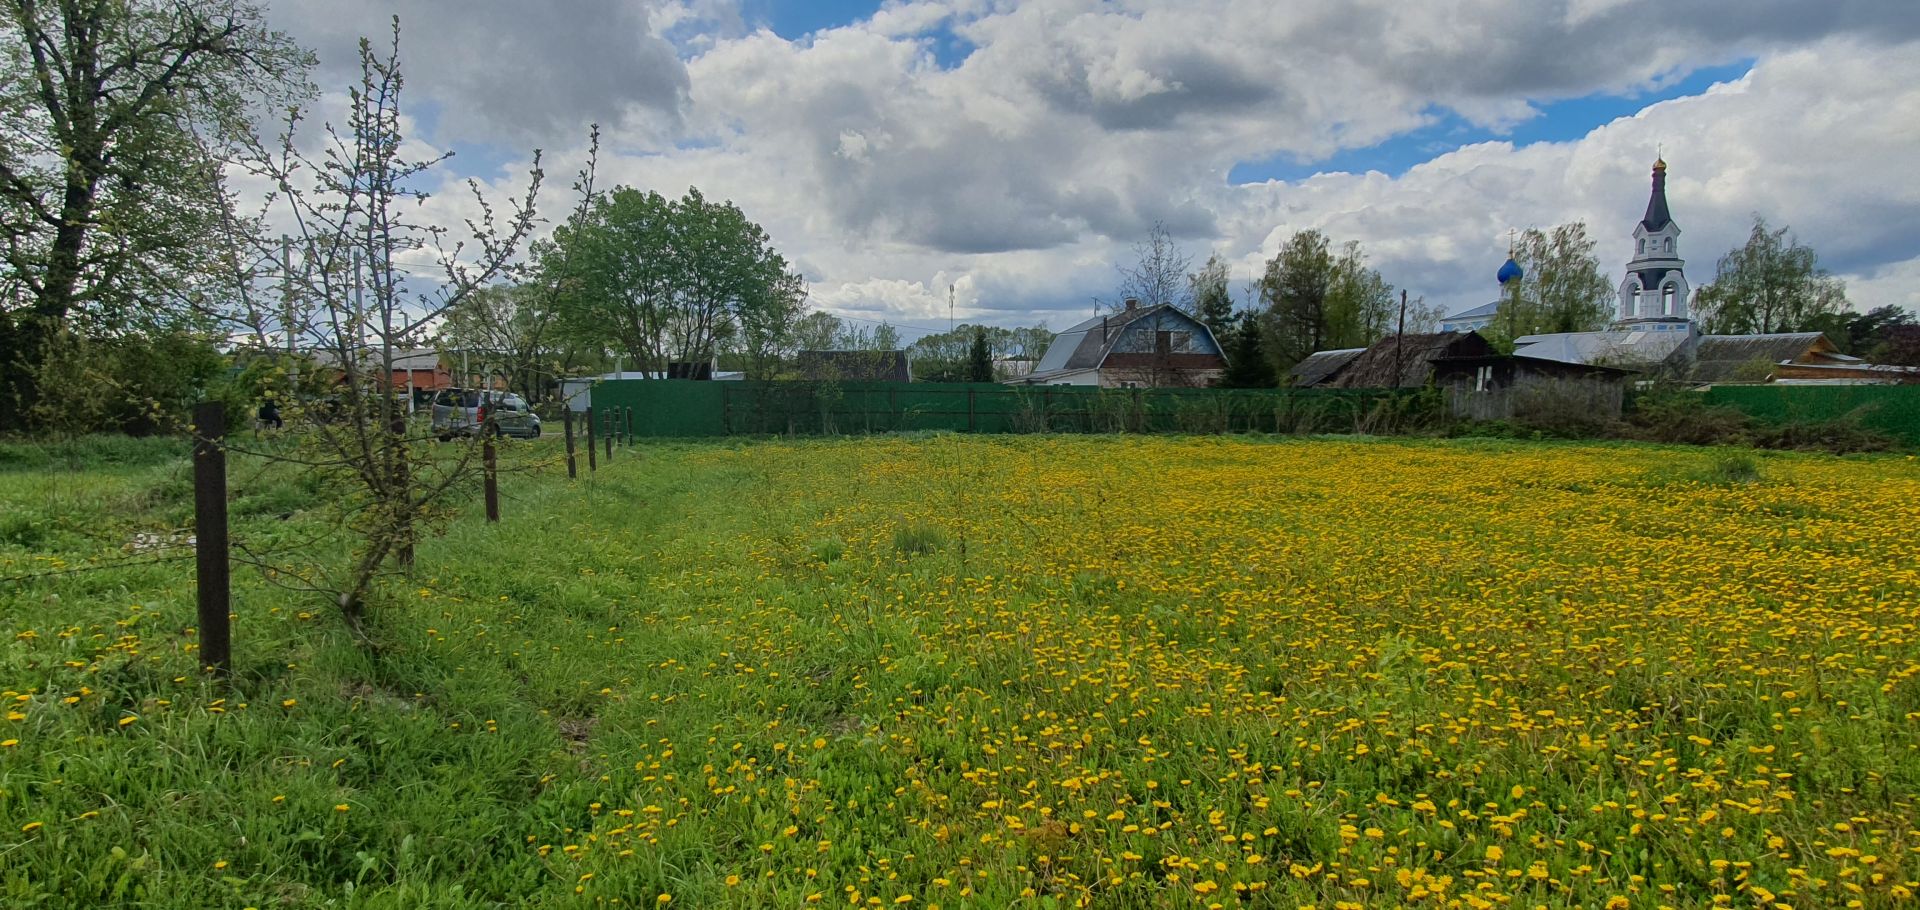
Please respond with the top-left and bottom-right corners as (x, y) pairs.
(431, 389), (541, 439)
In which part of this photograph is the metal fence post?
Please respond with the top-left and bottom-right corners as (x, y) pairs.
(191, 402), (231, 679)
(625, 406), (634, 445)
(604, 408), (613, 461)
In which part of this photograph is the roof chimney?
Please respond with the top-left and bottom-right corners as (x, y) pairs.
(1123, 296), (1140, 311)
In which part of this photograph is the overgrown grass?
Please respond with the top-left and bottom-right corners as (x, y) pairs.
(890, 521), (946, 555)
(2, 433), (1918, 908)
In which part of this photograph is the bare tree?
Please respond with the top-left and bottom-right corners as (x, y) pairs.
(234, 19), (542, 632)
(1110, 221), (1193, 311)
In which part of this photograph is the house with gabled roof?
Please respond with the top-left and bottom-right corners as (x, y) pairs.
(1013, 299), (1226, 387)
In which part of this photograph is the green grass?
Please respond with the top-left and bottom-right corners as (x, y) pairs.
(1, 433), (1918, 908)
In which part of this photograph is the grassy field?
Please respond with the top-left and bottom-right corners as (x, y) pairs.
(2, 433), (1918, 909)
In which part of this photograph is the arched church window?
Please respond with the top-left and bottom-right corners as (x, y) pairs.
(1637, 239), (1645, 255)
(1664, 237), (1673, 253)
(1661, 284), (1677, 316)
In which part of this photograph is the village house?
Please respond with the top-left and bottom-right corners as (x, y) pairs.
(1013, 298), (1226, 388)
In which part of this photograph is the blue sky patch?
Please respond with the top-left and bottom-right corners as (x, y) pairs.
(1229, 60), (1755, 185)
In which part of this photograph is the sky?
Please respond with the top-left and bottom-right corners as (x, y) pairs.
(266, 0), (1920, 340)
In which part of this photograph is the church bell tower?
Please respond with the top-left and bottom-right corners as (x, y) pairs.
(1616, 159), (1691, 325)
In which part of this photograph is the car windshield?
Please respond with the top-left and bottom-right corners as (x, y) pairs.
(498, 395), (527, 411)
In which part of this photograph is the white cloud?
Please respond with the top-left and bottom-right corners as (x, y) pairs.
(271, 0), (1920, 327)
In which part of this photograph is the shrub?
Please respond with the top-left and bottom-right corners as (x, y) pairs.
(1747, 416), (1897, 454)
(1696, 452), (1762, 485)
(1625, 386), (1754, 447)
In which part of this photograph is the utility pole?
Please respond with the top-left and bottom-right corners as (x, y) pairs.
(948, 284), (955, 335)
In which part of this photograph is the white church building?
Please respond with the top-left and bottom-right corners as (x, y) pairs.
(1499, 159), (1869, 381)
(1617, 158), (1690, 324)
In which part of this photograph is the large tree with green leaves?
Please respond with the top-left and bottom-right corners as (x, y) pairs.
(1323, 240), (1396, 348)
(0, 0), (311, 427)
(792, 311), (843, 353)
(1695, 216), (1848, 335)
(549, 186), (806, 377)
(1256, 229), (1334, 370)
(1255, 230), (1403, 371)
(1484, 222), (1613, 347)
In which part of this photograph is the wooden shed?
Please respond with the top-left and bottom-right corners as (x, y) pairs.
(1431, 353), (1635, 421)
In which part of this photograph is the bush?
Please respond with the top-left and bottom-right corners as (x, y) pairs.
(1625, 385), (1754, 446)
(1747, 416), (1897, 454)
(20, 329), (231, 437)
(1622, 384), (1899, 454)
(1695, 452), (1762, 485)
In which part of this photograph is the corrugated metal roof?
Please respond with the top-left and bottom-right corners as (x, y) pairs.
(1511, 325), (1693, 368)
(1690, 333), (1830, 383)
(1033, 328), (1091, 373)
(1287, 348), (1364, 387)
(1441, 300), (1501, 322)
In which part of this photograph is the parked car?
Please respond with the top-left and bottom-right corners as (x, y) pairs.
(431, 389), (541, 439)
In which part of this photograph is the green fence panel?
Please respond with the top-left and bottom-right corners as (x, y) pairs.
(1701, 385), (1920, 446)
(581, 379), (1419, 439)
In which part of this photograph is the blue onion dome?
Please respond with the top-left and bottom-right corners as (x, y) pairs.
(1497, 257), (1523, 285)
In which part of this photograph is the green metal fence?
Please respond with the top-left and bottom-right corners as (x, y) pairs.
(577, 379), (1920, 445)
(1702, 384), (1920, 446)
(583, 380), (1415, 438)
